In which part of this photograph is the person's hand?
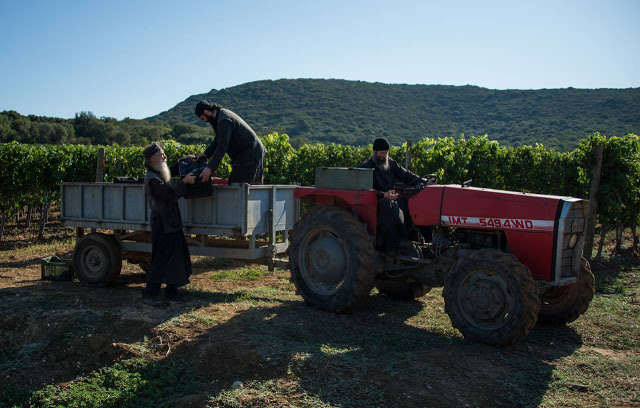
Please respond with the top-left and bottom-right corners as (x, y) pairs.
(182, 154), (195, 160)
(200, 166), (212, 183)
(384, 190), (398, 200)
(182, 172), (196, 185)
(195, 152), (207, 161)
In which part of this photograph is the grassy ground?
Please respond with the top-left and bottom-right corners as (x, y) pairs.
(0, 218), (638, 408)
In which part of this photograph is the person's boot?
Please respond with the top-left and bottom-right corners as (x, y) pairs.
(165, 285), (189, 304)
(141, 294), (167, 307)
(142, 283), (166, 307)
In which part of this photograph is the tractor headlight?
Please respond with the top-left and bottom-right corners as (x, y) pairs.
(569, 234), (578, 249)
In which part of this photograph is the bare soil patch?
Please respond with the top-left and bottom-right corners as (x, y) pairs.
(1, 218), (639, 407)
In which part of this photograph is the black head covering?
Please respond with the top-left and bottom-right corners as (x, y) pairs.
(373, 137), (390, 151)
(143, 143), (161, 160)
(195, 100), (213, 117)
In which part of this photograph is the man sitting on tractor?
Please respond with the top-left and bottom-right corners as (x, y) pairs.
(360, 137), (432, 254)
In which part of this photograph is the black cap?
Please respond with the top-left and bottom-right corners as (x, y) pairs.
(373, 137), (390, 151)
(195, 100), (212, 117)
(143, 143), (161, 159)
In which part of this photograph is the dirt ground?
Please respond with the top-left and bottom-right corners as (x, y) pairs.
(0, 217), (638, 408)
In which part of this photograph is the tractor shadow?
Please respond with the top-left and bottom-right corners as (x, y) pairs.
(166, 294), (584, 408)
(0, 276), (583, 408)
(589, 255), (640, 294)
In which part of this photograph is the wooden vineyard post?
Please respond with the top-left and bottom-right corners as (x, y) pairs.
(96, 147), (105, 182)
(406, 139), (413, 172)
(584, 144), (604, 260)
(91, 147), (105, 234)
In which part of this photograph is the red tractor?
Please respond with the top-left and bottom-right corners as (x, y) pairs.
(287, 169), (595, 346)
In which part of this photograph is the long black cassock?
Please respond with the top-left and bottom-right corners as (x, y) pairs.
(360, 156), (421, 252)
(143, 163), (192, 286)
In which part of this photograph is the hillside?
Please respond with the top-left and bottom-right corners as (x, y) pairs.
(147, 79), (640, 150)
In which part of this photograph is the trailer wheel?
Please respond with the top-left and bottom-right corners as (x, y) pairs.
(375, 279), (431, 299)
(538, 257), (594, 324)
(443, 249), (540, 346)
(288, 206), (377, 312)
(73, 233), (122, 286)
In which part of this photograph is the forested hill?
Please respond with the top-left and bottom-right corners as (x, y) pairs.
(147, 78), (640, 150)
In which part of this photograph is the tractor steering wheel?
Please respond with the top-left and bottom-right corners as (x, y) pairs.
(405, 174), (438, 188)
(397, 174), (438, 196)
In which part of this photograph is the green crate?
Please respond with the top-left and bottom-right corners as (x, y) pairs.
(41, 256), (74, 281)
(315, 167), (374, 190)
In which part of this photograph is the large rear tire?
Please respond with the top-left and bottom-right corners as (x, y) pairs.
(443, 249), (540, 346)
(538, 257), (595, 324)
(288, 207), (377, 312)
(73, 233), (122, 286)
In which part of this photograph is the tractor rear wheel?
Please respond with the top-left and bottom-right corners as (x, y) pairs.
(538, 257), (595, 324)
(288, 206), (377, 312)
(73, 233), (122, 286)
(443, 249), (540, 346)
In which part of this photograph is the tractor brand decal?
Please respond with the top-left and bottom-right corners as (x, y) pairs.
(441, 216), (554, 231)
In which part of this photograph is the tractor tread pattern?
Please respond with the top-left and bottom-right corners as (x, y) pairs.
(538, 257), (595, 324)
(444, 248), (540, 346)
(287, 206), (377, 313)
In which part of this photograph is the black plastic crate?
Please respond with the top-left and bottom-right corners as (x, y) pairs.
(41, 256), (74, 281)
(184, 178), (213, 199)
(178, 157), (213, 199)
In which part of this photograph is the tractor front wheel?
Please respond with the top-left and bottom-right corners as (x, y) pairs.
(538, 257), (595, 324)
(443, 249), (540, 346)
(288, 206), (377, 312)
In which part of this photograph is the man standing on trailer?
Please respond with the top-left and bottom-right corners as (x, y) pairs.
(194, 100), (266, 185)
(142, 143), (196, 306)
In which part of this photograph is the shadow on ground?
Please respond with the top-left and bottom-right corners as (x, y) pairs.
(0, 273), (584, 408)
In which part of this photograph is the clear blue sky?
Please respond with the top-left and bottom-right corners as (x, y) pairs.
(1, 0), (638, 120)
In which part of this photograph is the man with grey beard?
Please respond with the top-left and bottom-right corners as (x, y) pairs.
(360, 137), (427, 254)
(142, 143), (196, 306)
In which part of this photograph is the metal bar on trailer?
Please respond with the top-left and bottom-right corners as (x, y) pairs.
(119, 241), (288, 259)
(268, 185), (278, 271)
(120, 185), (125, 222)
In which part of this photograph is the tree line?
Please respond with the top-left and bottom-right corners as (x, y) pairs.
(0, 110), (212, 147)
(3, 79), (640, 151)
(0, 133), (638, 253)
(149, 79), (640, 151)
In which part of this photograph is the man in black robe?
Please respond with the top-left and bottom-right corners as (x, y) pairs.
(194, 100), (266, 185)
(142, 143), (196, 306)
(360, 137), (430, 254)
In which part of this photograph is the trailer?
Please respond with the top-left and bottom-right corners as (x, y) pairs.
(60, 181), (298, 286)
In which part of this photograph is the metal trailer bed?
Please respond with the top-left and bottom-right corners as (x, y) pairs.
(60, 182), (298, 284)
